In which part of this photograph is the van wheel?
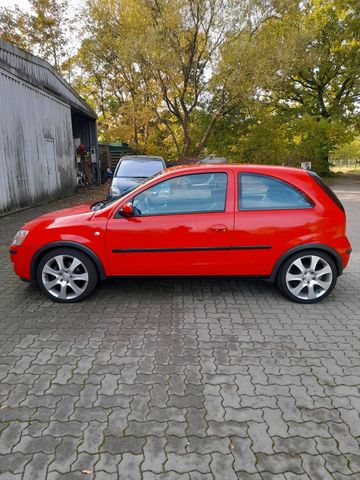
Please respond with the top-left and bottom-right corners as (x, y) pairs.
(277, 250), (337, 303)
(37, 248), (98, 303)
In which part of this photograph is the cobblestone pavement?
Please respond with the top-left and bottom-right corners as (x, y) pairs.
(0, 181), (360, 479)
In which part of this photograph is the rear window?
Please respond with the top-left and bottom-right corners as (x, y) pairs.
(116, 159), (164, 177)
(239, 173), (313, 210)
(308, 171), (344, 212)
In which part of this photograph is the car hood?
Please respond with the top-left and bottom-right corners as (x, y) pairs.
(22, 203), (94, 229)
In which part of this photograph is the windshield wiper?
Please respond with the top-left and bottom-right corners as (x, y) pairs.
(90, 198), (118, 211)
(90, 200), (106, 211)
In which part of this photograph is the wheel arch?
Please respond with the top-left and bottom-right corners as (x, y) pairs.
(267, 243), (343, 283)
(30, 241), (106, 283)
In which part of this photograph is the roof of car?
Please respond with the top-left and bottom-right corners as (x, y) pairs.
(120, 155), (164, 161)
(165, 163), (308, 176)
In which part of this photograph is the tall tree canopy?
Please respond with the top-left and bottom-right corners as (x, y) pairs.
(0, 0), (72, 73)
(1, 0), (359, 171)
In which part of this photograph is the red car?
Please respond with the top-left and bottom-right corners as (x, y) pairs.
(9, 165), (351, 304)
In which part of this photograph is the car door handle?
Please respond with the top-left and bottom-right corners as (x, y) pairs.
(210, 224), (228, 232)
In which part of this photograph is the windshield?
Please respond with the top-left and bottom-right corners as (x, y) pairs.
(91, 171), (164, 211)
(116, 158), (164, 178)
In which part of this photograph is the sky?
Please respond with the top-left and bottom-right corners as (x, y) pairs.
(0, 0), (31, 10)
(0, 0), (82, 11)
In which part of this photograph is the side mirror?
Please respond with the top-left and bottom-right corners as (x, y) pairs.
(121, 202), (134, 217)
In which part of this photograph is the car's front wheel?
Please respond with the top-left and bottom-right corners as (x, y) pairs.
(277, 250), (337, 303)
(37, 248), (98, 303)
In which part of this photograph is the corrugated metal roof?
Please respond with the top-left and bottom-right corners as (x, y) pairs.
(0, 39), (97, 119)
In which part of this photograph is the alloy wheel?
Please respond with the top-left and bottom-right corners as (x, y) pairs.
(285, 254), (333, 301)
(41, 254), (89, 300)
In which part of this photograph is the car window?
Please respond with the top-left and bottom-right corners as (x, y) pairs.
(116, 159), (164, 177)
(239, 173), (313, 210)
(132, 173), (227, 216)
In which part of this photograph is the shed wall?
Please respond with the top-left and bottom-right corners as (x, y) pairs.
(0, 40), (96, 118)
(0, 67), (76, 214)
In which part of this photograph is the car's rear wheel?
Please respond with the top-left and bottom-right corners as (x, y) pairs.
(37, 248), (98, 303)
(277, 250), (337, 303)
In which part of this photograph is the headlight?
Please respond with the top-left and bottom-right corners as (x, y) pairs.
(110, 186), (121, 197)
(12, 230), (29, 246)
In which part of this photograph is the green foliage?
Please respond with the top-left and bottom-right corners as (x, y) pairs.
(1, 0), (359, 172)
(331, 136), (360, 163)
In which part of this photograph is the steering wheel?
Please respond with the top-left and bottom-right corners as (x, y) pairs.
(133, 195), (150, 215)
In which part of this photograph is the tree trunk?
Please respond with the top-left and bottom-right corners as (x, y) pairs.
(193, 113), (220, 157)
(180, 119), (192, 161)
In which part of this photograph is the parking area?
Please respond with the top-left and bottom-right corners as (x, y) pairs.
(0, 176), (359, 480)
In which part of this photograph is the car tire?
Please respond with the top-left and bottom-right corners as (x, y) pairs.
(36, 248), (98, 303)
(277, 249), (338, 303)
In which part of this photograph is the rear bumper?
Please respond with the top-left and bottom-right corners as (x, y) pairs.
(335, 236), (352, 272)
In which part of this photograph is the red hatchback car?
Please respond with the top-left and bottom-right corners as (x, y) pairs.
(10, 165), (351, 304)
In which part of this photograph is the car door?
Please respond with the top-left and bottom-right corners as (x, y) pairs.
(106, 171), (235, 275)
(233, 172), (316, 275)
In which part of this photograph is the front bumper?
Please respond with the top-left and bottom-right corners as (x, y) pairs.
(9, 244), (36, 281)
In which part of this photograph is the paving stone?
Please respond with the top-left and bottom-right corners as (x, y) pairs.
(117, 453), (143, 480)
(102, 435), (146, 454)
(231, 437), (257, 474)
(0, 421), (26, 454)
(273, 436), (317, 455)
(71, 451), (99, 472)
(43, 420), (84, 438)
(79, 421), (107, 453)
(186, 407), (207, 437)
(22, 452), (51, 480)
(327, 422), (360, 454)
(143, 473), (190, 480)
(186, 436), (231, 455)
(165, 452), (211, 474)
(207, 420), (248, 437)
(49, 436), (82, 473)
(143, 436), (166, 473)
(324, 453), (353, 475)
(0, 193), (360, 480)
(0, 473), (22, 480)
(225, 407), (263, 423)
(95, 452), (122, 474)
(0, 452), (32, 474)
(256, 453), (303, 475)
(94, 471), (116, 480)
(301, 454), (334, 480)
(248, 421), (273, 454)
(12, 435), (60, 454)
(210, 453), (237, 480)
(315, 436), (340, 455)
(267, 408), (291, 437)
(166, 420), (187, 437)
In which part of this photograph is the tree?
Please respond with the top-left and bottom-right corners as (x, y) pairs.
(331, 136), (360, 165)
(78, 0), (285, 159)
(136, 0), (240, 159)
(27, 0), (70, 70)
(0, 0), (73, 74)
(270, 0), (360, 172)
(0, 6), (29, 49)
(74, 0), (158, 152)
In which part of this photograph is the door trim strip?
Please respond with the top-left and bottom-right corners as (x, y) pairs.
(112, 246), (272, 253)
